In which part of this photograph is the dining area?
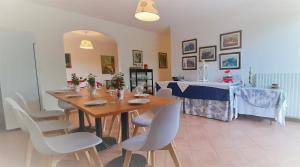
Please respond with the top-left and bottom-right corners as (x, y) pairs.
(4, 82), (181, 167)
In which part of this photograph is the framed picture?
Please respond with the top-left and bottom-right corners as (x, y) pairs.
(182, 56), (197, 70)
(158, 52), (168, 68)
(220, 30), (242, 50)
(219, 52), (241, 70)
(101, 55), (115, 74)
(132, 50), (143, 67)
(199, 45), (217, 62)
(182, 39), (197, 54)
(65, 53), (72, 68)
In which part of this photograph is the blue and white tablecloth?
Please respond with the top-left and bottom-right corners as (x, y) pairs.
(156, 81), (240, 121)
(235, 87), (286, 126)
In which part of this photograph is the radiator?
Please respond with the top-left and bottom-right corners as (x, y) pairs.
(256, 73), (300, 118)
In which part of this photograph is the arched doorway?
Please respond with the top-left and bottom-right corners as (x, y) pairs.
(63, 30), (118, 85)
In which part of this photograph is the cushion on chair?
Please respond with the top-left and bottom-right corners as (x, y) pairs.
(46, 132), (102, 154)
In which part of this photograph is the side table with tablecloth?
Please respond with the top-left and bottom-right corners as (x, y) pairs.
(235, 87), (287, 126)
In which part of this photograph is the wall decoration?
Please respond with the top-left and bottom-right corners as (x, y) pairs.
(219, 52), (241, 70)
(199, 45), (217, 62)
(220, 30), (242, 50)
(182, 39), (197, 54)
(132, 50), (143, 67)
(158, 52), (168, 68)
(101, 55), (115, 74)
(182, 56), (197, 70)
(65, 53), (72, 68)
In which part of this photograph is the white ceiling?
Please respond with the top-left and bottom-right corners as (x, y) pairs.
(28, 0), (259, 32)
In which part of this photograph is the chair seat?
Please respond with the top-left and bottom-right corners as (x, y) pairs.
(46, 132), (102, 154)
(30, 110), (65, 119)
(37, 120), (72, 132)
(122, 134), (147, 151)
(131, 112), (153, 127)
(58, 101), (76, 110)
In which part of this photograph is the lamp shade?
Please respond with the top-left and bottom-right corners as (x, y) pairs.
(80, 40), (94, 49)
(135, 0), (160, 22)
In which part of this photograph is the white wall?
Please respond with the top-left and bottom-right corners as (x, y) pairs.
(0, 0), (159, 110)
(171, 0), (300, 82)
(64, 32), (118, 82)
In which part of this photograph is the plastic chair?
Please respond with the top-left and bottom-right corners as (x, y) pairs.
(15, 92), (65, 120)
(10, 98), (104, 167)
(5, 98), (73, 167)
(122, 102), (181, 167)
(131, 88), (173, 136)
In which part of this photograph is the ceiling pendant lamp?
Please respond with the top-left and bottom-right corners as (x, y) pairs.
(80, 31), (94, 49)
(135, 0), (160, 22)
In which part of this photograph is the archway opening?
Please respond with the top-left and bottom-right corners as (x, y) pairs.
(63, 30), (118, 85)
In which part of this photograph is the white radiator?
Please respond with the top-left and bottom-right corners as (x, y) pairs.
(256, 73), (300, 118)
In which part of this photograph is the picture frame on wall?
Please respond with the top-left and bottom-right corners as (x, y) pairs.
(182, 39), (197, 54)
(182, 56), (197, 70)
(101, 55), (115, 74)
(199, 45), (217, 62)
(132, 50), (143, 67)
(219, 52), (241, 70)
(158, 52), (168, 68)
(220, 30), (242, 50)
(65, 53), (72, 68)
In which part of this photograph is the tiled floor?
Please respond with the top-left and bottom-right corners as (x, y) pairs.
(1, 113), (300, 167)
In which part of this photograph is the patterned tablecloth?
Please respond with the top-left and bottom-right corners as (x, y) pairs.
(156, 81), (240, 121)
(235, 87), (286, 126)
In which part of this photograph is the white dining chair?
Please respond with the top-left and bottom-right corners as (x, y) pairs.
(5, 98), (74, 167)
(15, 92), (65, 120)
(10, 98), (104, 167)
(131, 88), (173, 136)
(122, 102), (181, 167)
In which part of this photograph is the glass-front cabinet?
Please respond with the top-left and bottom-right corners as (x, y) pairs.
(129, 69), (154, 94)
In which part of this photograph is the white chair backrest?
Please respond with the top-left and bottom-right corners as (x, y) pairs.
(141, 101), (181, 151)
(5, 97), (28, 132)
(58, 100), (74, 110)
(156, 88), (172, 97)
(15, 92), (31, 112)
(12, 102), (55, 155)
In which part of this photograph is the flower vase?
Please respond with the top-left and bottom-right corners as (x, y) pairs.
(117, 89), (124, 100)
(75, 85), (80, 93)
(89, 86), (97, 97)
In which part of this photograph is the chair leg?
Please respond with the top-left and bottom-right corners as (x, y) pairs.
(132, 126), (139, 136)
(102, 117), (107, 132)
(50, 156), (61, 167)
(117, 121), (122, 143)
(89, 147), (104, 167)
(74, 153), (80, 161)
(85, 112), (92, 127)
(151, 151), (155, 167)
(108, 115), (117, 136)
(147, 151), (151, 166)
(123, 151), (132, 167)
(85, 151), (93, 167)
(25, 140), (33, 167)
(166, 143), (181, 167)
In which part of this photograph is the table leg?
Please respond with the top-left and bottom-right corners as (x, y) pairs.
(70, 110), (95, 133)
(95, 118), (116, 151)
(106, 112), (146, 167)
(182, 98), (186, 114)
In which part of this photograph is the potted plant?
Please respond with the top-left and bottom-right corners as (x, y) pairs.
(87, 73), (97, 97)
(112, 72), (125, 100)
(71, 73), (83, 93)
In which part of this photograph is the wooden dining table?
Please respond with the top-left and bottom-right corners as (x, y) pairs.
(47, 88), (177, 166)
